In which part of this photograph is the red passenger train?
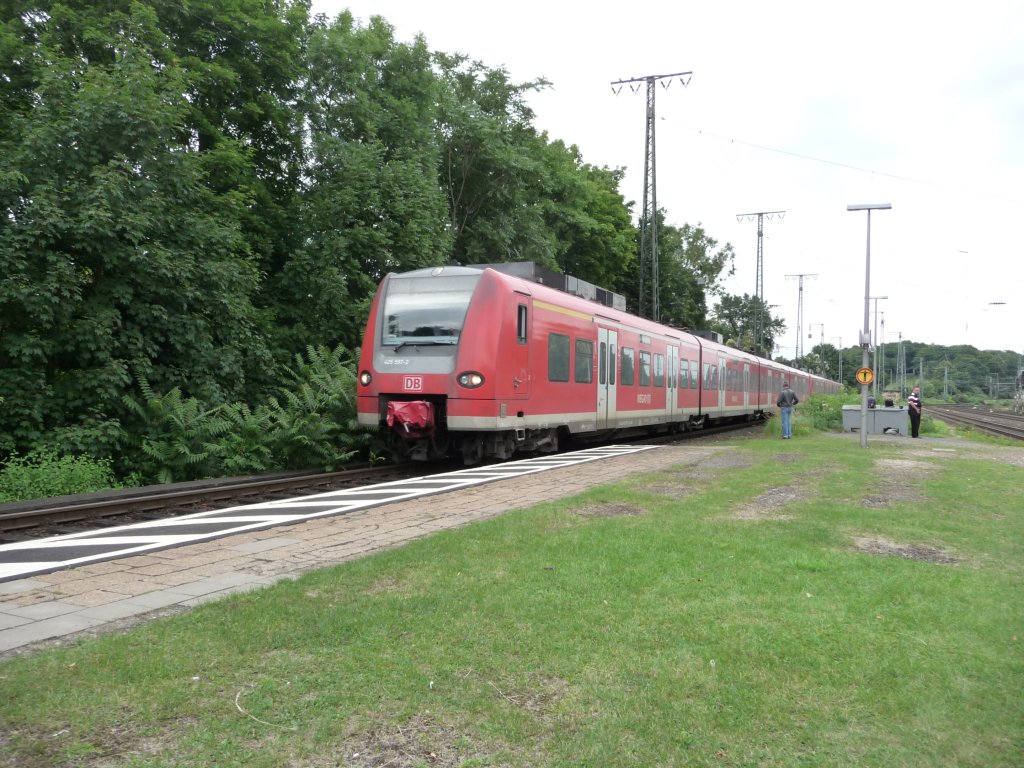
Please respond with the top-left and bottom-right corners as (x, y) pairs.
(357, 265), (840, 463)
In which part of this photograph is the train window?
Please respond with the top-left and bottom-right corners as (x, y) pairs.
(599, 342), (606, 385)
(668, 356), (675, 388)
(690, 360), (699, 389)
(575, 339), (594, 383)
(381, 273), (481, 346)
(639, 351), (652, 387)
(621, 347), (635, 386)
(679, 358), (689, 388)
(516, 304), (528, 344)
(653, 354), (665, 387)
(711, 365), (719, 390)
(610, 344), (616, 385)
(703, 362), (711, 389)
(548, 333), (570, 382)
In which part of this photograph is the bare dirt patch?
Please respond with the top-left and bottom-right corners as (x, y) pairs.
(853, 536), (961, 565)
(644, 483), (699, 499)
(571, 502), (644, 518)
(772, 453), (801, 464)
(863, 457), (937, 507)
(341, 714), (501, 768)
(698, 453), (754, 470)
(482, 674), (569, 718)
(364, 574), (408, 596)
(658, 468), (721, 482)
(729, 485), (807, 520)
(341, 673), (567, 768)
(1, 716), (200, 768)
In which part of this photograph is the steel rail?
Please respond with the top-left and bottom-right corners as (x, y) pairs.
(0, 465), (409, 534)
(927, 404), (1024, 441)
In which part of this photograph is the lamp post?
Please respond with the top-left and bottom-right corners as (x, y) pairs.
(847, 203), (892, 448)
(870, 295), (888, 397)
(830, 337), (843, 383)
(809, 323), (825, 374)
(760, 303), (780, 356)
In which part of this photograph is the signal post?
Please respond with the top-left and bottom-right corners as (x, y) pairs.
(847, 203), (891, 448)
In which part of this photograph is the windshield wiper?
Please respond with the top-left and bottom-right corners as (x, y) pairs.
(393, 339), (457, 353)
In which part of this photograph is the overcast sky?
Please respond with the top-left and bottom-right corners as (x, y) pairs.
(312, 0), (1023, 356)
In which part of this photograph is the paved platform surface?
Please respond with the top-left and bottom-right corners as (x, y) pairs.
(0, 445), (655, 583)
(0, 444), (725, 657)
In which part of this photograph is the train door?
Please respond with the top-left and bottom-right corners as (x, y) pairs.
(666, 345), (679, 421)
(743, 363), (750, 409)
(718, 354), (728, 418)
(509, 300), (530, 398)
(597, 328), (618, 428)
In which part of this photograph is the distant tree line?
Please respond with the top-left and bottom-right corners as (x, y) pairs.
(1, 1), (748, 487)
(781, 342), (1021, 401)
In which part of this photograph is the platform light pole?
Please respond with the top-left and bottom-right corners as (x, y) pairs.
(809, 323), (825, 374)
(830, 337), (843, 383)
(870, 295), (888, 397)
(847, 203), (891, 448)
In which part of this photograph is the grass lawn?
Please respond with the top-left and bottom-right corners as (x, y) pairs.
(1, 432), (1021, 767)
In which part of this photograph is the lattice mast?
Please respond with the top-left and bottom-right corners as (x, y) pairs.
(737, 210), (785, 353)
(612, 71), (691, 321)
(785, 272), (818, 359)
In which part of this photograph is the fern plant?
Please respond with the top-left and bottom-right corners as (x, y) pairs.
(265, 344), (366, 470)
(120, 375), (231, 483)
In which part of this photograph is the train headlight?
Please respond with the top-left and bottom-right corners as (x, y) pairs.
(457, 371), (485, 388)
(359, 371), (372, 386)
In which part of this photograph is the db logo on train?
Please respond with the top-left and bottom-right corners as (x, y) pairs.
(404, 376), (423, 391)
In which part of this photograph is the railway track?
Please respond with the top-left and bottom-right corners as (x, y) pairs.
(928, 403), (1024, 441)
(0, 463), (436, 541)
(0, 421), (762, 542)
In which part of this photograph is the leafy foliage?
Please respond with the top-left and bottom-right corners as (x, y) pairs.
(116, 346), (373, 486)
(264, 345), (371, 471)
(0, 450), (122, 503)
(0, 3), (744, 491)
(0, 3), (270, 454)
(711, 293), (786, 353)
(119, 375), (231, 484)
(276, 13), (452, 352)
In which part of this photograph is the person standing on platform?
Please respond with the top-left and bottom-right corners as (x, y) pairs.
(908, 386), (923, 438)
(777, 382), (799, 439)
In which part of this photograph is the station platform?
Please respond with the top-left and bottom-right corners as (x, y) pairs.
(0, 443), (726, 657)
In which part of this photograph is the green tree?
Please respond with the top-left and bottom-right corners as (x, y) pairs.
(156, 0), (309, 288)
(278, 12), (451, 351)
(436, 54), (554, 266)
(0, 5), (268, 455)
(631, 219), (735, 330)
(539, 141), (638, 291)
(712, 293), (787, 354)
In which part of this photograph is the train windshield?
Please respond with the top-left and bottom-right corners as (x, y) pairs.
(381, 273), (481, 347)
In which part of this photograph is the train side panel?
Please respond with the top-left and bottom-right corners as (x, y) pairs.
(358, 265), (842, 463)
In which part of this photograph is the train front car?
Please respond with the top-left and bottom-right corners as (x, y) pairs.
(357, 266), (537, 464)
